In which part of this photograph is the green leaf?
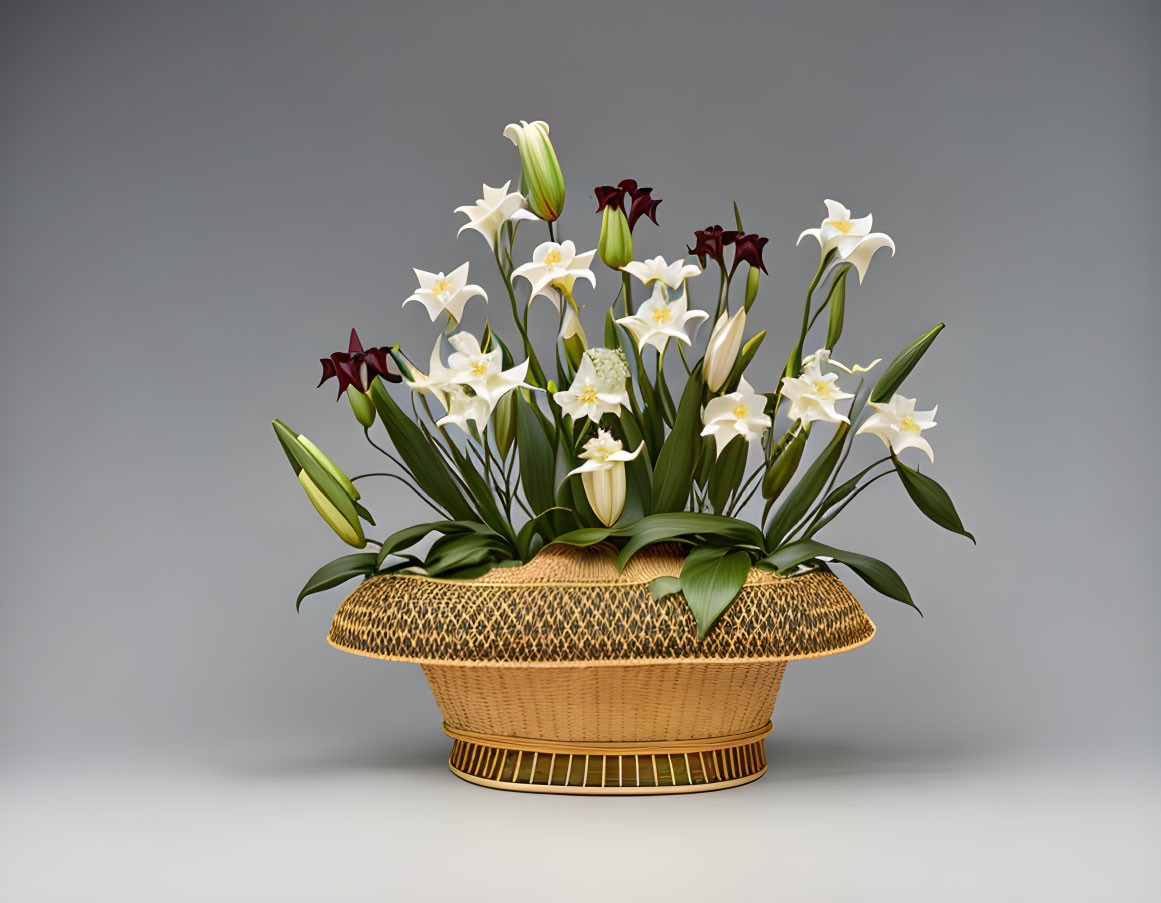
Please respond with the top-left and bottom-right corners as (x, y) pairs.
(515, 393), (556, 516)
(353, 501), (376, 526)
(764, 423), (849, 549)
(893, 455), (975, 543)
(825, 266), (851, 350)
(423, 531), (509, 577)
(443, 440), (517, 547)
(680, 545), (753, 638)
(615, 513), (765, 570)
(871, 323), (945, 404)
(377, 520), (492, 567)
(651, 364), (705, 513)
(655, 360), (677, 427)
(367, 380), (478, 521)
(515, 507), (566, 560)
(619, 409), (653, 519)
(295, 553), (379, 611)
(708, 435), (748, 514)
(604, 308), (621, 349)
(648, 575), (682, 602)
(552, 526), (617, 547)
(762, 540), (918, 612)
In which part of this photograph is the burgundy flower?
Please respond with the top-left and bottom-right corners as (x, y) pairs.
(318, 329), (401, 399)
(732, 232), (770, 274)
(594, 179), (662, 230)
(687, 225), (740, 269)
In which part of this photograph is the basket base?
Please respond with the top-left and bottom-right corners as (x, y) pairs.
(444, 722), (771, 795)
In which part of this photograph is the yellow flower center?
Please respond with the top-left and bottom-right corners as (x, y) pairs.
(432, 278), (454, 296)
(733, 403), (749, 419)
(543, 249), (563, 266)
(579, 385), (598, 404)
(827, 219), (854, 234)
(471, 360), (489, 376)
(652, 307), (672, 324)
(811, 379), (834, 397)
(900, 414), (921, 433)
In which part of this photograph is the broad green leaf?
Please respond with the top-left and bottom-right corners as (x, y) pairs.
(694, 434), (715, 491)
(619, 410), (653, 518)
(825, 266), (851, 349)
(423, 531), (509, 576)
(708, 435), (748, 514)
(368, 380), (477, 521)
(893, 455), (975, 543)
(648, 575), (682, 601)
(516, 508), (565, 560)
(651, 364), (705, 513)
(680, 545), (753, 638)
(295, 553), (378, 611)
(616, 513), (765, 570)
(764, 423), (849, 548)
(552, 526), (617, 547)
(762, 540), (918, 611)
(871, 323), (945, 404)
(515, 393), (556, 516)
(376, 520), (490, 566)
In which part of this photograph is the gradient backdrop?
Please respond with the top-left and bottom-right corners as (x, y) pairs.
(2, 1), (1158, 900)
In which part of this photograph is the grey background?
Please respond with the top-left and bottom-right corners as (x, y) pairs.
(2, 1), (1158, 900)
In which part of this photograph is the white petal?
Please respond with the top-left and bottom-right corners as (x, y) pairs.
(823, 199), (850, 220)
(846, 233), (896, 283)
(797, 227), (824, 248)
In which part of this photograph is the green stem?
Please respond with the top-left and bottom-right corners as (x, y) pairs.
(495, 244), (546, 386)
(622, 272), (635, 317)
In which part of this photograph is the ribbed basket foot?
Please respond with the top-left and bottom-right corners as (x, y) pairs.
(445, 723), (770, 795)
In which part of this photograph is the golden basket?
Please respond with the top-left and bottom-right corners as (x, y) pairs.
(328, 543), (875, 794)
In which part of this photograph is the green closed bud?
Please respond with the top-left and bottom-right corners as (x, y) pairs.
(297, 470), (366, 548)
(296, 434), (360, 501)
(491, 391), (517, 459)
(272, 419), (367, 548)
(504, 120), (565, 221)
(744, 266), (761, 311)
(560, 306), (587, 370)
(346, 385), (376, 428)
(598, 206), (633, 270)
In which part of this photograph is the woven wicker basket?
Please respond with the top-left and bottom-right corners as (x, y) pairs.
(329, 543), (875, 794)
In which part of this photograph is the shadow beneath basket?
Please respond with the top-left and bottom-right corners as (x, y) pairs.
(760, 735), (974, 784)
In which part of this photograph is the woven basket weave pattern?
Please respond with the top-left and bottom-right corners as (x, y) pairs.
(329, 544), (875, 665)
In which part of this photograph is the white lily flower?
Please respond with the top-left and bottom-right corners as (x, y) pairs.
(567, 429), (645, 526)
(445, 332), (532, 407)
(553, 354), (630, 423)
(797, 198), (895, 283)
(857, 394), (938, 462)
(620, 255), (701, 290)
(704, 308), (747, 392)
(780, 354), (856, 425)
(616, 283), (709, 352)
(403, 339), (458, 410)
(455, 181), (537, 251)
(436, 385), (495, 433)
(404, 262), (487, 323)
(802, 348), (882, 374)
(700, 377), (773, 457)
(511, 241), (597, 310)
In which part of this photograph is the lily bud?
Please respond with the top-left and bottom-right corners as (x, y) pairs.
(560, 306), (588, 370)
(744, 267), (760, 311)
(598, 206), (633, 270)
(346, 385), (376, 428)
(704, 308), (747, 392)
(296, 434), (360, 501)
(504, 120), (565, 221)
(297, 470), (366, 548)
(582, 463), (628, 527)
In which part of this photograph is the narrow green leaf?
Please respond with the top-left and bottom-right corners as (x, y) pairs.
(619, 410), (653, 518)
(604, 308), (620, 349)
(651, 364), (705, 513)
(762, 428), (807, 501)
(763, 540), (918, 611)
(295, 553), (378, 611)
(376, 520), (489, 566)
(871, 323), (945, 404)
(825, 267), (851, 349)
(893, 455), (975, 543)
(515, 393), (556, 515)
(655, 360), (677, 427)
(680, 545), (752, 638)
(723, 330), (767, 394)
(443, 440), (517, 547)
(764, 423), (849, 548)
(708, 435), (748, 514)
(552, 526), (617, 547)
(423, 531), (509, 576)
(367, 380), (477, 521)
(648, 575), (682, 602)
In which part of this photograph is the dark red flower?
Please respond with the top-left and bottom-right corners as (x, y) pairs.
(318, 329), (401, 399)
(732, 232), (770, 274)
(687, 225), (740, 269)
(595, 179), (662, 230)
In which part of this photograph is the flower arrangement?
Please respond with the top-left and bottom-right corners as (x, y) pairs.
(274, 120), (972, 637)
